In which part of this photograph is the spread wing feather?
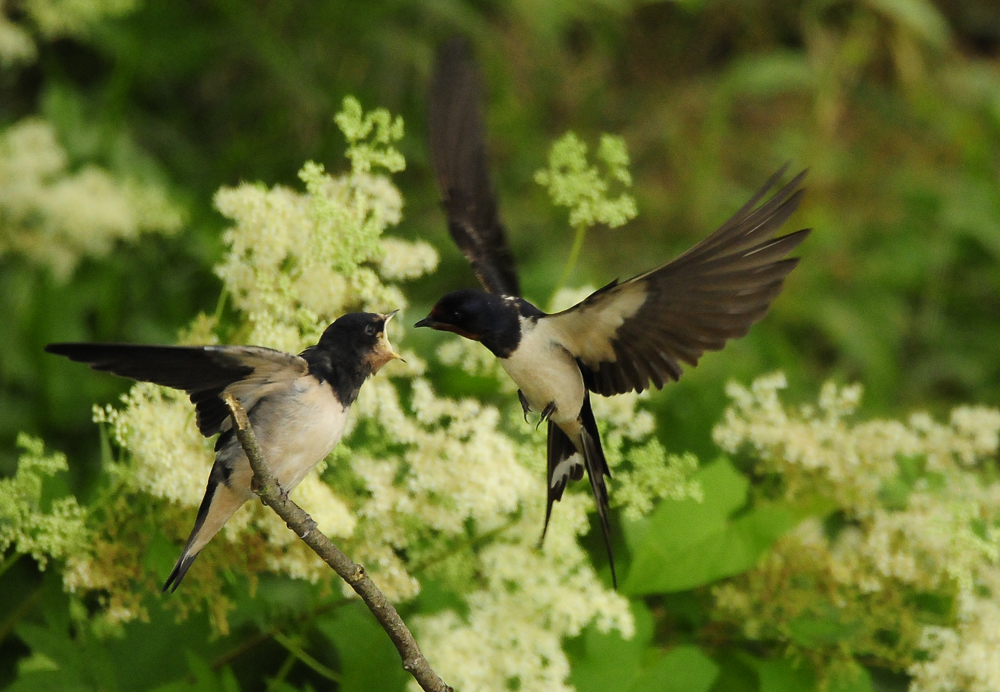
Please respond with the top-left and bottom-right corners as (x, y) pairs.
(546, 168), (809, 396)
(44, 343), (308, 436)
(429, 38), (520, 297)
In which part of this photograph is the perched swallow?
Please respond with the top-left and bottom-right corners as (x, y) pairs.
(416, 39), (810, 587)
(46, 311), (401, 592)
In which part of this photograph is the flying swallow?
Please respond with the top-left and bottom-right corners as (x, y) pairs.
(47, 311), (401, 591)
(416, 39), (810, 587)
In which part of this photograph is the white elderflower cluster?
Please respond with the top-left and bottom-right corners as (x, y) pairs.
(0, 434), (88, 570)
(910, 597), (1000, 692)
(379, 237), (439, 281)
(413, 493), (633, 692)
(711, 374), (1000, 692)
(93, 383), (215, 508)
(347, 376), (534, 600)
(0, 118), (182, 279)
(715, 373), (980, 513)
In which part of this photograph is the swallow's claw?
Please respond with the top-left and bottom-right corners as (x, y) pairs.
(537, 401), (557, 430)
(518, 390), (532, 423)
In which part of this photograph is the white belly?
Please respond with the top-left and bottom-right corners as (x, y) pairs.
(500, 318), (585, 425)
(253, 377), (349, 491)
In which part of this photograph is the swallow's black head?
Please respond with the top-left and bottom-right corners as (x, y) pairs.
(318, 311), (400, 370)
(306, 311), (400, 403)
(415, 289), (533, 358)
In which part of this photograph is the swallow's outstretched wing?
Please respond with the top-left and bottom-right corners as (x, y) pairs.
(545, 167), (810, 396)
(44, 343), (308, 436)
(429, 38), (520, 297)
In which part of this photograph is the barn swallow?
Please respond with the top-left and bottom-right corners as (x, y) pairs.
(46, 311), (401, 592)
(416, 39), (810, 587)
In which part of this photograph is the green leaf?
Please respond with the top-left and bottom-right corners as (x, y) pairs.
(12, 619), (117, 692)
(828, 663), (874, 692)
(710, 653), (759, 692)
(755, 657), (816, 692)
(629, 646), (719, 692)
(315, 602), (407, 692)
(6, 674), (92, 692)
(569, 602), (718, 692)
(623, 459), (794, 594)
(569, 601), (654, 692)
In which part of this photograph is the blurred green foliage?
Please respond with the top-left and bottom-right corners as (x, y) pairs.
(3, 0), (1000, 690)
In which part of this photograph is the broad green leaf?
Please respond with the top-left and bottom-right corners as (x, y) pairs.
(150, 652), (241, 692)
(11, 622), (113, 692)
(106, 598), (222, 691)
(570, 601), (719, 692)
(828, 662), (874, 692)
(629, 645), (719, 692)
(710, 653), (759, 692)
(624, 458), (747, 555)
(6, 674), (91, 692)
(624, 459), (794, 594)
(569, 601), (654, 692)
(316, 602), (407, 692)
(15, 623), (85, 680)
(756, 657), (816, 692)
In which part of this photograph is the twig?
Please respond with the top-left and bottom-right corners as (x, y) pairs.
(273, 631), (340, 681)
(222, 394), (453, 692)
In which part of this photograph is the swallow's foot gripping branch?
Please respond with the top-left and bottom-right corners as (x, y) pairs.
(222, 393), (453, 692)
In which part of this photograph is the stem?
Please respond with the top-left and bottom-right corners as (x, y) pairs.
(551, 223), (588, 301)
(212, 288), (229, 324)
(273, 632), (340, 681)
(265, 651), (297, 692)
(223, 394), (452, 692)
(0, 552), (22, 580)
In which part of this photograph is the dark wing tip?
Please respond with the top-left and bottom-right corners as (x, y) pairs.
(44, 342), (105, 361)
(570, 166), (810, 398)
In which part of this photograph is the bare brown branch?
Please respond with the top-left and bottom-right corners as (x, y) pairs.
(222, 393), (453, 692)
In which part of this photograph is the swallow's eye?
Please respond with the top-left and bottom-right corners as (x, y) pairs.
(365, 324), (376, 336)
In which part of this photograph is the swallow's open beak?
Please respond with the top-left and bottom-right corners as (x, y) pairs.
(375, 310), (404, 367)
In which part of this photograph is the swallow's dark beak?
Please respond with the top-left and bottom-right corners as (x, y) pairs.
(414, 316), (435, 329)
